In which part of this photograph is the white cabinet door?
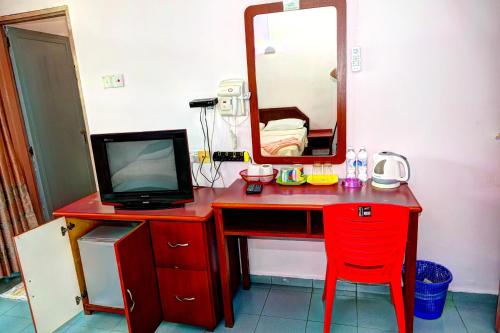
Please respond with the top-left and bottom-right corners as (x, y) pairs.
(15, 217), (83, 333)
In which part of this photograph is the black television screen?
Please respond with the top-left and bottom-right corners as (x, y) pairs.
(91, 130), (193, 209)
(106, 139), (179, 192)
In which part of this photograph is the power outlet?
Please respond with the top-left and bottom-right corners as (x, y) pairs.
(189, 150), (210, 164)
(213, 151), (249, 162)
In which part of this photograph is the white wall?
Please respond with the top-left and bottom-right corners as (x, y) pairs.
(1, 0), (498, 294)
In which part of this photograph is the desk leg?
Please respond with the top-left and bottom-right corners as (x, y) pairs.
(239, 237), (251, 290)
(214, 208), (234, 328)
(403, 212), (419, 333)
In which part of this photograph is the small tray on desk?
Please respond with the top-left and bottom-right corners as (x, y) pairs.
(307, 174), (339, 186)
(276, 176), (307, 186)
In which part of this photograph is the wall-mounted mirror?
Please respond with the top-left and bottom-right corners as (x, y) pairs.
(245, 0), (346, 164)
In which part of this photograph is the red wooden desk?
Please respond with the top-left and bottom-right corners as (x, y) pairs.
(212, 179), (422, 332)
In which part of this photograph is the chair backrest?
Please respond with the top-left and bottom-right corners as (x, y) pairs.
(323, 203), (410, 283)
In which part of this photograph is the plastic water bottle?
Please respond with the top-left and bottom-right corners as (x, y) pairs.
(346, 147), (357, 179)
(357, 147), (368, 182)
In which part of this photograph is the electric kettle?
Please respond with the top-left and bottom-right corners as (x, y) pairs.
(371, 152), (410, 188)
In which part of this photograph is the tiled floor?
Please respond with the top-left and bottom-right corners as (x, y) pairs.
(0, 280), (497, 333)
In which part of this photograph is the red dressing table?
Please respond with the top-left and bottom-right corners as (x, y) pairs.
(212, 179), (422, 333)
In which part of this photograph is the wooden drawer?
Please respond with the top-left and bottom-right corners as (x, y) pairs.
(150, 221), (207, 270)
(157, 268), (216, 329)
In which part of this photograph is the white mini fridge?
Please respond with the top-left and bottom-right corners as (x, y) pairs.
(78, 225), (133, 309)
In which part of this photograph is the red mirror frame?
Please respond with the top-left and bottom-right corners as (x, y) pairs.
(245, 0), (346, 165)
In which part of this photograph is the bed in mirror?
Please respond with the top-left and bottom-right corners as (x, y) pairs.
(245, 0), (346, 164)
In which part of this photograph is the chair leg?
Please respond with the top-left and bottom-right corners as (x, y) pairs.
(390, 278), (406, 333)
(322, 264), (329, 301)
(323, 271), (336, 333)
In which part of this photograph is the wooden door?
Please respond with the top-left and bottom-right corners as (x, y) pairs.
(115, 222), (162, 333)
(6, 27), (95, 221)
(14, 217), (83, 333)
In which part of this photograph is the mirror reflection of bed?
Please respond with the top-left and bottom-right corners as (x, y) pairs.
(254, 6), (338, 157)
(259, 107), (336, 157)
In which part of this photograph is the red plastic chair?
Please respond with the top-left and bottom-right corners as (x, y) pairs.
(322, 203), (410, 333)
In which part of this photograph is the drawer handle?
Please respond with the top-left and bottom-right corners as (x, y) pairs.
(168, 242), (189, 248)
(175, 296), (196, 302)
(126, 289), (135, 313)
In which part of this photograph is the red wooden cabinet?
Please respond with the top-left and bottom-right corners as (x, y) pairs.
(14, 219), (162, 333)
(151, 220), (221, 330)
(157, 269), (215, 328)
(115, 223), (162, 333)
(150, 221), (208, 270)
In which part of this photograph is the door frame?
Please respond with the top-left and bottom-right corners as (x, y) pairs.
(0, 6), (92, 222)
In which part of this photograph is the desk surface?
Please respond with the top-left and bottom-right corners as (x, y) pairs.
(213, 179), (422, 212)
(54, 188), (224, 222)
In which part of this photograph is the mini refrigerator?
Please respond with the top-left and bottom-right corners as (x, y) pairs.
(78, 226), (133, 309)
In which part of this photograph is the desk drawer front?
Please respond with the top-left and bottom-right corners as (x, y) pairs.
(157, 268), (214, 328)
(150, 221), (207, 270)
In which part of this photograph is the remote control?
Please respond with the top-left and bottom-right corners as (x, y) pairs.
(246, 183), (263, 194)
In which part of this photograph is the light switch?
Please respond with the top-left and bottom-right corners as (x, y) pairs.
(351, 47), (361, 72)
(102, 75), (113, 89)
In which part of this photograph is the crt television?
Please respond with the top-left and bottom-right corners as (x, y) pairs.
(91, 129), (193, 209)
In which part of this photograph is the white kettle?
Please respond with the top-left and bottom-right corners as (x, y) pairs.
(371, 152), (410, 189)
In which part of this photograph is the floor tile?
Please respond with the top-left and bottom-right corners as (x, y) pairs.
(306, 321), (357, 333)
(453, 292), (497, 305)
(357, 328), (396, 333)
(312, 288), (356, 298)
(255, 316), (306, 333)
(313, 279), (325, 289)
(64, 326), (110, 333)
(109, 316), (128, 332)
(455, 301), (496, 333)
(0, 298), (19, 315)
(233, 287), (269, 315)
(250, 275), (272, 285)
(261, 288), (311, 320)
(155, 321), (204, 332)
(212, 313), (259, 332)
(271, 284), (312, 293)
(357, 284), (390, 299)
(0, 315), (33, 333)
(271, 276), (312, 288)
(71, 312), (123, 330)
(357, 296), (398, 331)
(3, 300), (32, 318)
(251, 283), (271, 290)
(414, 303), (467, 333)
(308, 293), (357, 326)
(20, 324), (35, 333)
(312, 280), (357, 295)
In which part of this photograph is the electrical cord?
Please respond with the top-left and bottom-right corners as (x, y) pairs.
(192, 106), (224, 188)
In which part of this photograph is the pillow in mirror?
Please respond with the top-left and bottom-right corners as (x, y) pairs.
(263, 118), (306, 131)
